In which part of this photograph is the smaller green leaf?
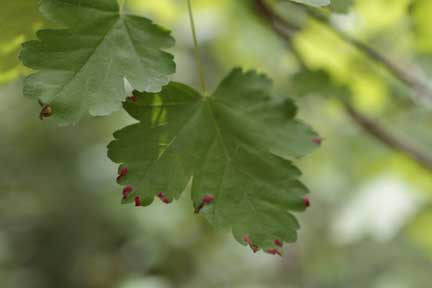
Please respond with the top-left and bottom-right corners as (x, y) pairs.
(20, 0), (175, 125)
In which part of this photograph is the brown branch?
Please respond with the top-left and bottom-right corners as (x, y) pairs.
(344, 102), (432, 170)
(254, 0), (432, 102)
(253, 0), (305, 66)
(304, 7), (432, 102)
(254, 0), (432, 171)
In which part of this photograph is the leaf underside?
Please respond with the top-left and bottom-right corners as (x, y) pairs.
(20, 0), (175, 125)
(108, 68), (319, 253)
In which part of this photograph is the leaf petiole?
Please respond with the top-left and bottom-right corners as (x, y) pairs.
(186, 0), (207, 95)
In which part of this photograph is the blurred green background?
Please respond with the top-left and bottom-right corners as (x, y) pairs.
(1, 0), (432, 287)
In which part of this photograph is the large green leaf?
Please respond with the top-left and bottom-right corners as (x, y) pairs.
(108, 68), (319, 253)
(20, 0), (175, 125)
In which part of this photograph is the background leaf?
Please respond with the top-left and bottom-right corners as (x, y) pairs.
(0, 0), (44, 83)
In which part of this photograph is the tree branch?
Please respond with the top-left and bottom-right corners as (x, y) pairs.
(254, 0), (432, 171)
(254, 0), (432, 102)
(343, 102), (432, 170)
(304, 7), (432, 103)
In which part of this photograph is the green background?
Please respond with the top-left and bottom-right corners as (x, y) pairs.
(1, 0), (432, 287)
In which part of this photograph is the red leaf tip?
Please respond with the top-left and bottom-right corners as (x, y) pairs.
(266, 248), (282, 256)
(243, 234), (259, 253)
(135, 196), (141, 207)
(312, 137), (323, 145)
(274, 239), (283, 247)
(194, 194), (215, 213)
(157, 192), (171, 204)
(202, 194), (215, 204)
(243, 234), (251, 244)
(123, 186), (133, 198)
(304, 196), (311, 207)
(117, 167), (129, 182)
(128, 95), (138, 102)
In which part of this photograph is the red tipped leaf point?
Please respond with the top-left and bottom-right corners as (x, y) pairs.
(312, 137), (323, 145)
(243, 234), (251, 244)
(202, 194), (215, 204)
(266, 248), (282, 256)
(118, 167), (129, 176)
(195, 194), (216, 213)
(135, 196), (142, 207)
(128, 95), (138, 102)
(117, 167), (129, 182)
(274, 239), (283, 247)
(157, 192), (171, 204)
(243, 234), (259, 253)
(304, 196), (311, 207)
(123, 186), (133, 198)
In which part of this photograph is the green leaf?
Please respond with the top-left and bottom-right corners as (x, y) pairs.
(289, 0), (331, 7)
(291, 69), (350, 99)
(0, 0), (44, 83)
(108, 68), (319, 253)
(330, 0), (353, 13)
(20, 0), (175, 125)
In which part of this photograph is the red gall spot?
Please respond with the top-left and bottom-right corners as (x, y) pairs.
(118, 167), (129, 176)
(123, 186), (133, 198)
(243, 234), (251, 244)
(266, 248), (282, 256)
(312, 137), (322, 145)
(157, 192), (171, 204)
(202, 194), (215, 204)
(128, 95), (138, 102)
(116, 167), (129, 182)
(195, 194), (216, 213)
(243, 234), (259, 253)
(304, 196), (311, 207)
(135, 196), (141, 207)
(274, 239), (283, 247)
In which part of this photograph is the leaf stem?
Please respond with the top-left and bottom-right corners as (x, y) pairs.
(186, 0), (207, 95)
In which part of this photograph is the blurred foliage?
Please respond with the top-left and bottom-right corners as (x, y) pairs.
(1, 0), (432, 287)
(0, 0), (45, 83)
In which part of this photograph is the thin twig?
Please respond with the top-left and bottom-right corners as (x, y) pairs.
(303, 7), (432, 102)
(254, 0), (432, 171)
(255, 0), (432, 102)
(344, 102), (432, 170)
(187, 0), (207, 95)
(253, 0), (305, 67)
